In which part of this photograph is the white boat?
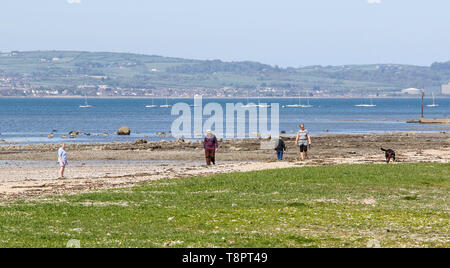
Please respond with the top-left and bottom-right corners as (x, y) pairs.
(301, 94), (314, 108)
(240, 104), (254, 108)
(80, 94), (92, 108)
(286, 94), (313, 108)
(427, 93), (439, 107)
(256, 104), (271, 108)
(286, 104), (303, 108)
(355, 104), (376, 107)
(241, 91), (253, 108)
(355, 98), (376, 107)
(255, 93), (271, 108)
(146, 98), (157, 108)
(160, 97), (171, 108)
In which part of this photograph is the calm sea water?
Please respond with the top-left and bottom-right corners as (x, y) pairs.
(0, 97), (449, 145)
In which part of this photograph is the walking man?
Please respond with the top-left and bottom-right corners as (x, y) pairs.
(58, 143), (68, 178)
(295, 124), (312, 161)
(203, 130), (219, 166)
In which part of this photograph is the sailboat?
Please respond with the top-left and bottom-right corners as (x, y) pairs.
(355, 97), (376, 107)
(286, 95), (303, 108)
(241, 90), (255, 108)
(286, 93), (313, 108)
(255, 89), (271, 108)
(301, 93), (314, 108)
(146, 98), (157, 108)
(427, 93), (439, 107)
(79, 94), (92, 108)
(160, 97), (171, 108)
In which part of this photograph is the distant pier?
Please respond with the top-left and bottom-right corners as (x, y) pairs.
(419, 117), (450, 124)
(406, 92), (450, 124)
(407, 118), (450, 124)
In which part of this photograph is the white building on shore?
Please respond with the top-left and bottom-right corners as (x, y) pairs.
(401, 88), (422, 95)
(442, 83), (450, 95)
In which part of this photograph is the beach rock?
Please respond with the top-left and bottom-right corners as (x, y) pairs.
(133, 139), (148, 145)
(117, 127), (131, 136)
(69, 131), (82, 136)
(177, 138), (185, 143)
(281, 130), (286, 134)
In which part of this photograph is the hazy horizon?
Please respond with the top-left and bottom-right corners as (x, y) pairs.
(1, 0), (450, 67)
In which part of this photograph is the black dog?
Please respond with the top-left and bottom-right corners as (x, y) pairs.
(381, 148), (396, 164)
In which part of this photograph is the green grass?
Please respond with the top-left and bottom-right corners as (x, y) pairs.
(0, 163), (448, 248)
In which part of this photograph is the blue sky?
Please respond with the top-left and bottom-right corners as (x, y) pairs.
(0, 0), (449, 67)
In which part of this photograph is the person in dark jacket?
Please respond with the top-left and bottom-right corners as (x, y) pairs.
(274, 137), (287, 161)
(203, 130), (219, 165)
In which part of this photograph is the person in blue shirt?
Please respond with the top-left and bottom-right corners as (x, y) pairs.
(58, 144), (68, 178)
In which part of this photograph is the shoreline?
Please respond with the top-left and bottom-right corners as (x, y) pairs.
(1, 132), (449, 159)
(2, 130), (449, 146)
(2, 96), (450, 99)
(0, 132), (448, 200)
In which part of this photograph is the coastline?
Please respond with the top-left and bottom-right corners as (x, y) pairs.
(2, 96), (449, 99)
(0, 132), (448, 200)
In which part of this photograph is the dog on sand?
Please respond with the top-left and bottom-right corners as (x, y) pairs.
(381, 148), (396, 164)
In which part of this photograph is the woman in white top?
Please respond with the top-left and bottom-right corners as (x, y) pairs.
(295, 124), (312, 161)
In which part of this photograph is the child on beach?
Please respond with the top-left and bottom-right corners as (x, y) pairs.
(274, 137), (287, 160)
(295, 124), (312, 161)
(203, 130), (219, 166)
(58, 144), (67, 178)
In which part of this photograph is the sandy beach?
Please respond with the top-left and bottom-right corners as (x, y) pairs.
(0, 132), (448, 200)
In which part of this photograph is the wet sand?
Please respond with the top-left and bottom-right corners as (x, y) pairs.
(0, 132), (449, 200)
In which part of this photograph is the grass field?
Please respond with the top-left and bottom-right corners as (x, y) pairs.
(0, 163), (448, 248)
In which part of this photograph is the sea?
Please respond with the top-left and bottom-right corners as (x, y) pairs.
(0, 97), (449, 145)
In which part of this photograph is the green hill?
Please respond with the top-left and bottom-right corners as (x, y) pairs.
(0, 51), (449, 96)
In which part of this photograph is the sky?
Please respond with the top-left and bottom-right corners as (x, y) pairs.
(0, 0), (449, 67)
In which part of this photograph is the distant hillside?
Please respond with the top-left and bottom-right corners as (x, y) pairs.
(0, 51), (449, 97)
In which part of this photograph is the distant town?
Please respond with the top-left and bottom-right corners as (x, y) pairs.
(1, 51), (449, 98)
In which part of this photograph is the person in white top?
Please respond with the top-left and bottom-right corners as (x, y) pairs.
(295, 124), (312, 161)
(58, 144), (68, 178)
